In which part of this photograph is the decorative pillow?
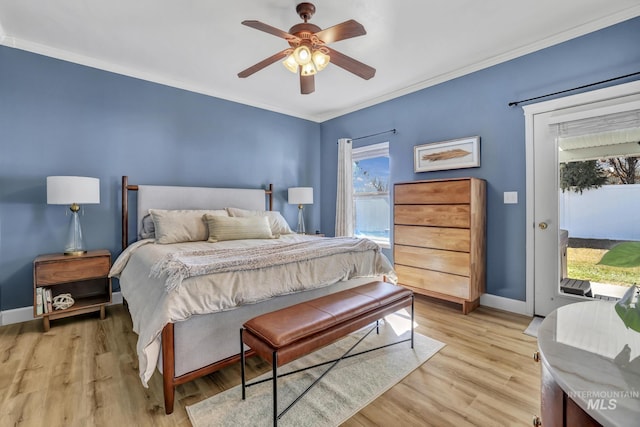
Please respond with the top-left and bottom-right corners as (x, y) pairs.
(204, 214), (275, 242)
(226, 207), (293, 236)
(138, 214), (156, 240)
(149, 209), (228, 244)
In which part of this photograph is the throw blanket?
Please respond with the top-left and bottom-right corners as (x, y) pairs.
(151, 237), (379, 292)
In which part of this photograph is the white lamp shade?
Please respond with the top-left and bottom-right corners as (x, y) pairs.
(47, 176), (100, 205)
(288, 187), (313, 205)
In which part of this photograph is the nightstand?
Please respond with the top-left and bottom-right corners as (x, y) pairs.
(304, 233), (325, 237)
(33, 249), (112, 332)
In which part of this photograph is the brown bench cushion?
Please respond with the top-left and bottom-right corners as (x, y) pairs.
(242, 281), (412, 365)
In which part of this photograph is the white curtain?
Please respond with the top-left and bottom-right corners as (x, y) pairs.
(335, 138), (353, 237)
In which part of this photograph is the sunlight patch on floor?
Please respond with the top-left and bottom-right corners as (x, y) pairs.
(385, 309), (417, 336)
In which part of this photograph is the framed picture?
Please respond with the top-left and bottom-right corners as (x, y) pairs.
(414, 136), (480, 172)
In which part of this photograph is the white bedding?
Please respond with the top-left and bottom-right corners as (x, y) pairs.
(109, 234), (396, 386)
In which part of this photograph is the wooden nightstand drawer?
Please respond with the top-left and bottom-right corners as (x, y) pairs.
(35, 255), (110, 285)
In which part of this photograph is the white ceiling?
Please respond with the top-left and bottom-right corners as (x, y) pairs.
(1, 1), (639, 122)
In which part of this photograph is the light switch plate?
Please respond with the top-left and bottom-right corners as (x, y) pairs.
(504, 191), (518, 204)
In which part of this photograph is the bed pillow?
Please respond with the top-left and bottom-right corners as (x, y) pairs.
(204, 214), (275, 242)
(138, 214), (156, 240)
(149, 209), (228, 244)
(226, 207), (294, 236)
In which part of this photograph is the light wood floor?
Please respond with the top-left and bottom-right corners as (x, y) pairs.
(0, 296), (541, 426)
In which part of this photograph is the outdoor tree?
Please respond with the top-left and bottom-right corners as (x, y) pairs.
(606, 156), (638, 184)
(560, 160), (608, 193)
(561, 154), (640, 192)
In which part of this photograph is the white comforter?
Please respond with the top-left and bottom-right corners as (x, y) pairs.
(109, 234), (395, 386)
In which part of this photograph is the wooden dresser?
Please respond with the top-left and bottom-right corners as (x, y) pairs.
(393, 177), (486, 314)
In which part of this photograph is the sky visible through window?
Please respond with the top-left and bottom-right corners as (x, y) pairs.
(354, 157), (389, 193)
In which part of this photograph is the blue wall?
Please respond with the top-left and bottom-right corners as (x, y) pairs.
(319, 17), (640, 301)
(0, 47), (321, 310)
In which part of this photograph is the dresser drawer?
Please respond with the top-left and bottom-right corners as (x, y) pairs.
(396, 264), (470, 299)
(394, 205), (470, 228)
(394, 225), (470, 252)
(395, 245), (470, 276)
(395, 180), (470, 205)
(35, 255), (110, 285)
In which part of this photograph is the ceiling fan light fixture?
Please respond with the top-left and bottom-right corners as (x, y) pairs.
(300, 62), (317, 76)
(311, 50), (329, 71)
(238, 2), (375, 94)
(293, 45), (312, 65)
(282, 54), (299, 73)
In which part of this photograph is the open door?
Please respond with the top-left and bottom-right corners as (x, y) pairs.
(524, 81), (640, 316)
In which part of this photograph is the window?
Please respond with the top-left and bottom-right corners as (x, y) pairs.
(352, 142), (390, 247)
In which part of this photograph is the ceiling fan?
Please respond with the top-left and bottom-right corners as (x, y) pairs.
(237, 2), (376, 94)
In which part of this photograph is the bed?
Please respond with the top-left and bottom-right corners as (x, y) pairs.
(110, 176), (396, 414)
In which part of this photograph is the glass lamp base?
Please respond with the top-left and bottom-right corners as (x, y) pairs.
(64, 210), (86, 255)
(297, 206), (306, 234)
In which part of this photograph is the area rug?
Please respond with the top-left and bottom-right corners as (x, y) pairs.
(524, 316), (544, 338)
(187, 313), (445, 427)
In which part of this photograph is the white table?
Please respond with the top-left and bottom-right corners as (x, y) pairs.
(538, 300), (640, 426)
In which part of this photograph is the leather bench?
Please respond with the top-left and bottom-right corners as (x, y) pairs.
(240, 281), (414, 426)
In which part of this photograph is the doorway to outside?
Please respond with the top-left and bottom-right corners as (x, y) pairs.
(560, 184), (640, 301)
(524, 80), (640, 317)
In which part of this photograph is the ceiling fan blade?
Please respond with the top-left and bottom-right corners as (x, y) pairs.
(238, 49), (290, 78)
(300, 74), (315, 94)
(315, 20), (366, 44)
(325, 47), (376, 80)
(241, 20), (300, 42)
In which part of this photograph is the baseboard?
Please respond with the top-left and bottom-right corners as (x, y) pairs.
(1, 291), (123, 326)
(480, 293), (529, 316)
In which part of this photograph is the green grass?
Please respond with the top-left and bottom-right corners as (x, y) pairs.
(568, 247), (640, 286)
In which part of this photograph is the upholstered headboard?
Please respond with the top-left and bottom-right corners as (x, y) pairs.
(121, 176), (273, 250)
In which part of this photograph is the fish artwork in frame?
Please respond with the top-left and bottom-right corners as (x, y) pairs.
(414, 136), (480, 172)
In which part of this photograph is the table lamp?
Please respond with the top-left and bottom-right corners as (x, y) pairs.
(288, 187), (313, 234)
(47, 176), (100, 255)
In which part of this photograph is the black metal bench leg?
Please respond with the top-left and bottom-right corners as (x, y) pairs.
(273, 351), (278, 427)
(411, 295), (415, 349)
(240, 328), (246, 400)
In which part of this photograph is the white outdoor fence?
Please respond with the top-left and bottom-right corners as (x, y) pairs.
(559, 184), (640, 241)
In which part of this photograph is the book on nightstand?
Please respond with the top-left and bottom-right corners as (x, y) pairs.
(43, 287), (48, 313)
(45, 288), (53, 313)
(36, 288), (43, 315)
